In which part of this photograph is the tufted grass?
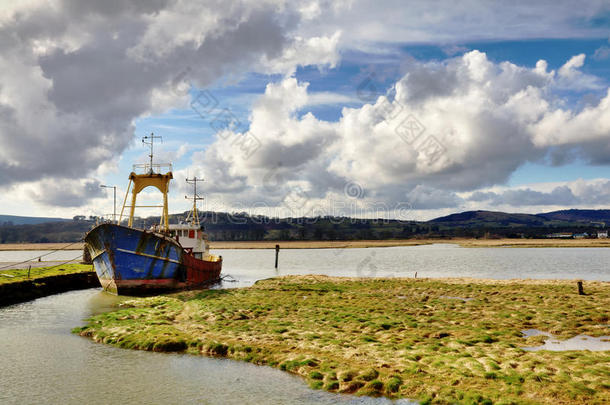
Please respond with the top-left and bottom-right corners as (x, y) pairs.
(0, 263), (92, 284)
(75, 275), (609, 404)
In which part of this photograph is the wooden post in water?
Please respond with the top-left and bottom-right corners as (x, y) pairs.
(82, 244), (92, 265)
(275, 244), (280, 269)
(577, 281), (585, 295)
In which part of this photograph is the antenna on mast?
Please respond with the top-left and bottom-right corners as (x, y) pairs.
(142, 133), (162, 174)
(185, 177), (205, 226)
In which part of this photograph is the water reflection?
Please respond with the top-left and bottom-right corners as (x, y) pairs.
(2, 245), (610, 404)
(214, 245), (610, 289)
(0, 290), (415, 405)
(522, 329), (610, 351)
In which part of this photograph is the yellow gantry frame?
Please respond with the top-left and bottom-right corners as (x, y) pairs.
(119, 171), (173, 232)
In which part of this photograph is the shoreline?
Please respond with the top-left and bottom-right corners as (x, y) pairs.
(75, 275), (610, 404)
(0, 263), (98, 307)
(4, 238), (610, 251)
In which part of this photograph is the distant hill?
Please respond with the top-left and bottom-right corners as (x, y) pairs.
(430, 210), (545, 226)
(537, 209), (610, 224)
(1, 209), (608, 243)
(428, 209), (610, 230)
(0, 214), (70, 225)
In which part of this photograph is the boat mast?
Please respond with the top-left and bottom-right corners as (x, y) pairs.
(142, 133), (162, 174)
(185, 177), (204, 227)
(119, 133), (173, 232)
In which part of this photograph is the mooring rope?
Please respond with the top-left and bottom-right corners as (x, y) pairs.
(0, 239), (85, 271)
(37, 253), (88, 271)
(220, 274), (238, 282)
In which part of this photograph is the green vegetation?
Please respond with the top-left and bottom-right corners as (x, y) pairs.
(3, 208), (610, 242)
(0, 263), (92, 284)
(76, 276), (610, 404)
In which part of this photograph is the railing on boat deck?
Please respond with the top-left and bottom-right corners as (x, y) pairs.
(132, 163), (173, 175)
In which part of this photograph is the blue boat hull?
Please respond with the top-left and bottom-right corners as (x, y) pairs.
(85, 224), (221, 295)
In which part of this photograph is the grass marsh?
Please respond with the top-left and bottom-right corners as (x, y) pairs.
(75, 276), (610, 404)
(0, 263), (92, 284)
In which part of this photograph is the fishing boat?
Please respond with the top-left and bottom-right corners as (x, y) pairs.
(85, 134), (222, 295)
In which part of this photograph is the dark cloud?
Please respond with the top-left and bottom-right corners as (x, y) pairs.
(0, 0), (296, 202)
(468, 186), (579, 206)
(406, 185), (463, 209)
(27, 179), (104, 207)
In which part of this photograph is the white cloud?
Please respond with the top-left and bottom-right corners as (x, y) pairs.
(18, 178), (105, 208)
(264, 31), (342, 74)
(468, 186), (579, 206)
(593, 38), (610, 60)
(453, 178), (610, 221)
(297, 0), (610, 52)
(2, 1), (610, 217)
(406, 185), (463, 209)
(306, 92), (359, 106)
(555, 54), (603, 90)
(188, 50), (610, 216)
(594, 45), (610, 60)
(0, 0), (342, 209)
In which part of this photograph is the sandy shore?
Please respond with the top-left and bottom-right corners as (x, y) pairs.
(209, 240), (433, 249)
(3, 238), (610, 251)
(209, 238), (610, 249)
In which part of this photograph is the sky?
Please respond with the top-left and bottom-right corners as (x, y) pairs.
(1, 0), (610, 221)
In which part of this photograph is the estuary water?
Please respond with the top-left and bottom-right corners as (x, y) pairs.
(0, 290), (415, 405)
(1, 244), (610, 282)
(1, 245), (608, 404)
(0, 249), (84, 263)
(218, 244), (610, 287)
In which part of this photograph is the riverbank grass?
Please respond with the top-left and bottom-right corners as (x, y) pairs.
(0, 263), (92, 284)
(76, 276), (609, 404)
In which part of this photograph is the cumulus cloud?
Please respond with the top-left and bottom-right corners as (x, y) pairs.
(555, 54), (603, 90)
(190, 49), (610, 214)
(465, 179), (610, 208)
(2, 1), (610, 216)
(0, 0), (340, 207)
(263, 31), (342, 74)
(467, 186), (578, 206)
(406, 185), (463, 209)
(24, 178), (105, 207)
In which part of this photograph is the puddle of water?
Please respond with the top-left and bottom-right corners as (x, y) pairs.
(439, 295), (473, 302)
(522, 329), (610, 351)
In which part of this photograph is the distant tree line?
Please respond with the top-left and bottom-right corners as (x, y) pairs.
(0, 210), (604, 243)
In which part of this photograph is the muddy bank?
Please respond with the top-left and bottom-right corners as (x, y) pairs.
(209, 239), (610, 248)
(0, 271), (99, 307)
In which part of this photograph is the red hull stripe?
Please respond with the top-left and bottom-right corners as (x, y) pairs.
(116, 279), (177, 286)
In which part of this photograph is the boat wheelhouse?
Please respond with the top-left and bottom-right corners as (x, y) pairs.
(85, 134), (222, 295)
